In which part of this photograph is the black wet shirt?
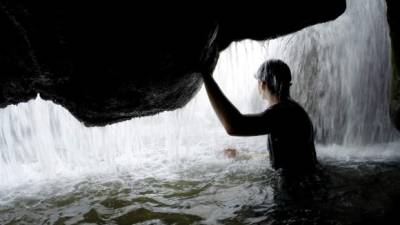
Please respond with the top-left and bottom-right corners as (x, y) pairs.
(262, 100), (317, 173)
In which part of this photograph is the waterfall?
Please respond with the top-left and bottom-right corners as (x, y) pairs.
(0, 0), (399, 192)
(261, 0), (398, 145)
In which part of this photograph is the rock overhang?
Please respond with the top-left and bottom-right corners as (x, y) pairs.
(0, 1), (346, 126)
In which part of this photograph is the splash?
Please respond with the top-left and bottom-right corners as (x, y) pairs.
(0, 0), (399, 194)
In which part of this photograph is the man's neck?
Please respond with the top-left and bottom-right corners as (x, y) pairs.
(267, 95), (293, 107)
(268, 95), (279, 106)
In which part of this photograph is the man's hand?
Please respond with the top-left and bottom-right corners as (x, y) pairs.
(199, 43), (219, 78)
(198, 23), (220, 78)
(224, 148), (238, 158)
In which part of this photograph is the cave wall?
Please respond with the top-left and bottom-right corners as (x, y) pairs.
(387, 0), (400, 130)
(0, 1), (346, 126)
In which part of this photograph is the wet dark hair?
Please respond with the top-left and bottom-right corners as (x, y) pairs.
(256, 59), (292, 101)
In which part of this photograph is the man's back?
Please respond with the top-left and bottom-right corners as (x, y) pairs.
(265, 99), (317, 173)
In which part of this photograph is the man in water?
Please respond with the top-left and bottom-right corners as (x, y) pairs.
(202, 59), (317, 176)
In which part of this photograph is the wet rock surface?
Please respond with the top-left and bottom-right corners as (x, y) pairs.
(0, 1), (346, 126)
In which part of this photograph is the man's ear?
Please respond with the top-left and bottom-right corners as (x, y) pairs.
(260, 81), (267, 90)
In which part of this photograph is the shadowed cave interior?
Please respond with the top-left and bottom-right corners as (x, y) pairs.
(1, 0), (400, 224)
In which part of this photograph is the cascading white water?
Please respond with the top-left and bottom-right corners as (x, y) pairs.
(1, 0), (399, 195)
(262, 0), (398, 145)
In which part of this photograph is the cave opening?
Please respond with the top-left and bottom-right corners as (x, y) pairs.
(1, 0), (400, 224)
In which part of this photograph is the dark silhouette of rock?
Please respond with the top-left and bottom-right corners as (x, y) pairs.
(0, 1), (346, 126)
(387, 0), (400, 130)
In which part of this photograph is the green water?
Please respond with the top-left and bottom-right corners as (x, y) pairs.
(1, 159), (400, 225)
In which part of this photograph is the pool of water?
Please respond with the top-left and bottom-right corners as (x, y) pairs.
(2, 146), (400, 225)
